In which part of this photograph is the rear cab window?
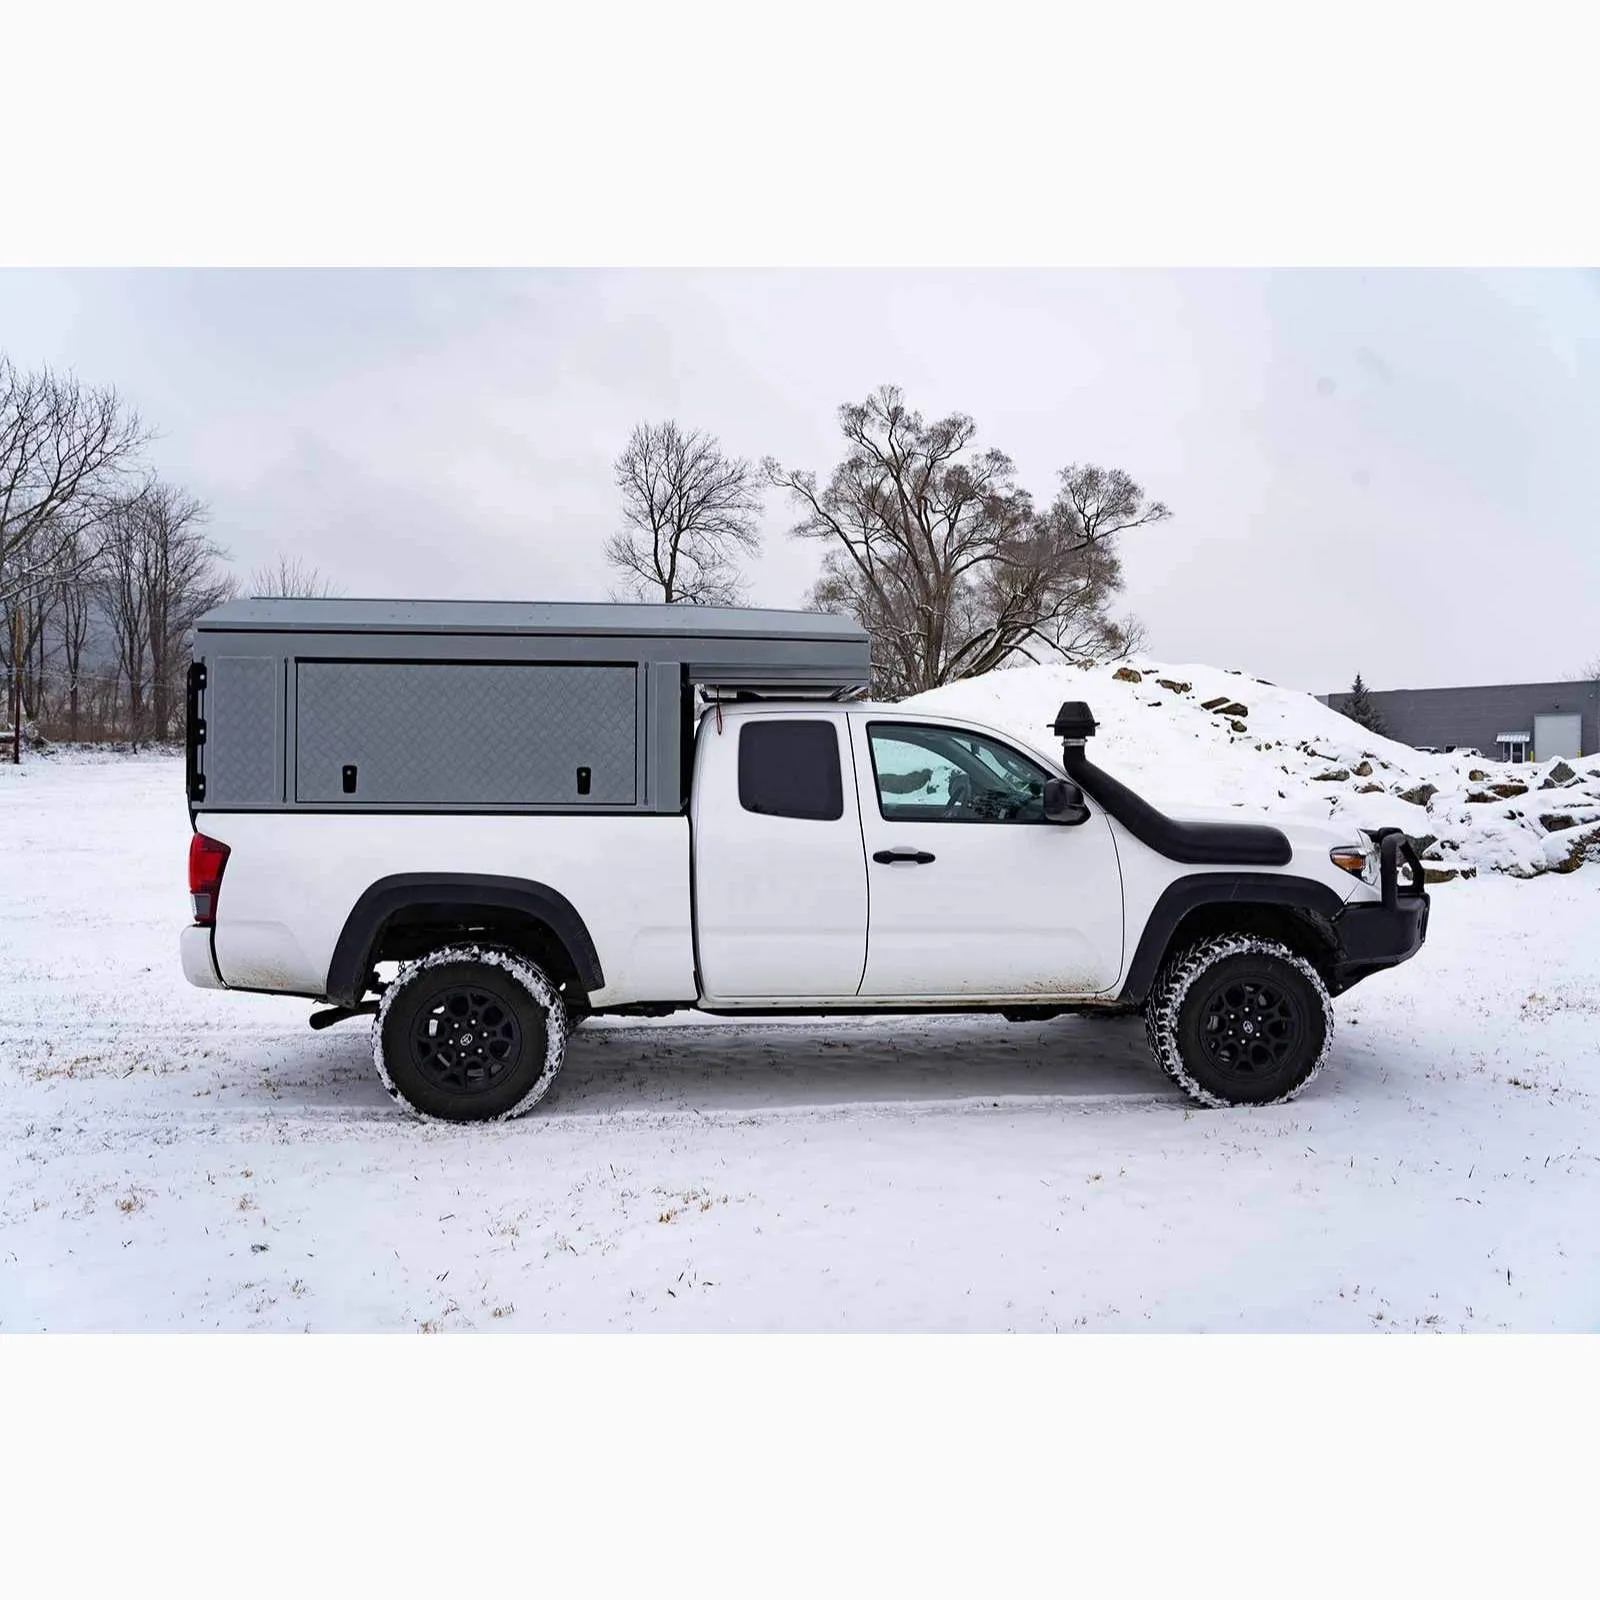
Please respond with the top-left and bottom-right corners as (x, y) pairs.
(738, 720), (844, 821)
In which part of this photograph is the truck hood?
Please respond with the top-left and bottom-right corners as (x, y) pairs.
(1159, 803), (1366, 899)
(1160, 804), (1356, 854)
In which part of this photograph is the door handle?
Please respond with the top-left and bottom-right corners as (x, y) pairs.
(872, 848), (936, 865)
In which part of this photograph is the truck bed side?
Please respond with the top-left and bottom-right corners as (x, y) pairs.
(204, 813), (695, 1007)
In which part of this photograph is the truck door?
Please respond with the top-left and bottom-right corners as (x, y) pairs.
(849, 715), (1124, 999)
(691, 711), (869, 999)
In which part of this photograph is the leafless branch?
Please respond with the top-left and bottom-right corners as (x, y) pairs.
(0, 354), (149, 610)
(247, 554), (343, 598)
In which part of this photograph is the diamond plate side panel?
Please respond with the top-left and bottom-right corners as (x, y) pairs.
(294, 662), (638, 805)
(206, 656), (282, 804)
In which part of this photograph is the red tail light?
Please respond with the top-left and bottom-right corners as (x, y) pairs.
(189, 833), (230, 925)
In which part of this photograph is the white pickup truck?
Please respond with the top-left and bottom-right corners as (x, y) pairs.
(179, 601), (1429, 1121)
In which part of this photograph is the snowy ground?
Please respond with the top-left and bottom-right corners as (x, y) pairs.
(3, 754), (1599, 1332)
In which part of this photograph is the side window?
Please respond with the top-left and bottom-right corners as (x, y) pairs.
(868, 722), (1052, 824)
(738, 720), (844, 821)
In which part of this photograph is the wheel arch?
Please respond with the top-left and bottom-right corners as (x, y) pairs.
(325, 873), (605, 1007)
(1121, 874), (1346, 1005)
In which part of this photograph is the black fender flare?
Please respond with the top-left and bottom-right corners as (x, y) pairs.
(1120, 873), (1346, 1005)
(325, 873), (605, 1006)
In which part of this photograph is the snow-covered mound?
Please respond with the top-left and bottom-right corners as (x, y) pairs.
(903, 660), (1600, 881)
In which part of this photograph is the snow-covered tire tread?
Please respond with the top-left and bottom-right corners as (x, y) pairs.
(1144, 934), (1333, 1109)
(373, 944), (569, 1123)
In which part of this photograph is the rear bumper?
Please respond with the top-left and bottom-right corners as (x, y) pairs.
(180, 926), (225, 990)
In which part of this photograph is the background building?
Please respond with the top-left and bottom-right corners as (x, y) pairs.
(1320, 679), (1599, 763)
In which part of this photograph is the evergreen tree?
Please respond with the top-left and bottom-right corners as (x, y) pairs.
(1346, 672), (1387, 736)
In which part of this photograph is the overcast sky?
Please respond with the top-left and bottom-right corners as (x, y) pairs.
(4, 268), (1596, 693)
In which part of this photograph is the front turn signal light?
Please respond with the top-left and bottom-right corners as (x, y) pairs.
(1330, 843), (1375, 882)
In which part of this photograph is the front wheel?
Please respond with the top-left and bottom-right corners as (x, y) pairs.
(1145, 935), (1333, 1107)
(374, 946), (569, 1122)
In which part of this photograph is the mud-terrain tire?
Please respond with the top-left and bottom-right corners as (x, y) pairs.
(1145, 935), (1333, 1108)
(374, 945), (568, 1122)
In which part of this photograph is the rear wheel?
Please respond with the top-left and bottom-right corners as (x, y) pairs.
(374, 946), (568, 1122)
(1145, 935), (1332, 1107)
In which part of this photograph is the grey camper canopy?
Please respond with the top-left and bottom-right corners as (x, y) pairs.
(186, 598), (871, 814)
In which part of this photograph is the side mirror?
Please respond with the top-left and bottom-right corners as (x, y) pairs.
(1043, 777), (1090, 825)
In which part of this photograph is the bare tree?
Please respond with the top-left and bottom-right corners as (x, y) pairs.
(0, 355), (147, 609)
(54, 539), (99, 741)
(99, 496), (152, 739)
(98, 482), (231, 741)
(1, 569), (51, 743)
(22, 582), (54, 720)
(765, 387), (1171, 698)
(248, 554), (342, 598)
(606, 421), (762, 605)
(140, 484), (233, 739)
(1, 357), (147, 758)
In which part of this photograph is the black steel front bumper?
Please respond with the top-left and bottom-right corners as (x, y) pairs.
(1330, 830), (1430, 991)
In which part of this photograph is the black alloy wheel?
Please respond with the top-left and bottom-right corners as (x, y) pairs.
(411, 984), (524, 1095)
(1194, 973), (1306, 1085)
